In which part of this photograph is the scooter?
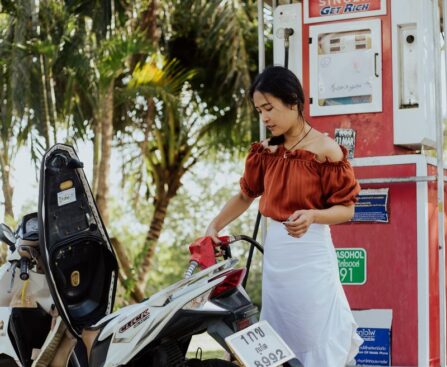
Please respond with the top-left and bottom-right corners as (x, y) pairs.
(35, 143), (300, 367)
(0, 213), (82, 367)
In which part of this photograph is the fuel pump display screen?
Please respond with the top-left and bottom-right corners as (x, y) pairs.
(309, 19), (382, 116)
(318, 29), (373, 106)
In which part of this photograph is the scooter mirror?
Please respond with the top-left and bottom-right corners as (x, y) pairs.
(0, 223), (16, 248)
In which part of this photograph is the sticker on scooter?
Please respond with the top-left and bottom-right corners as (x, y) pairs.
(119, 309), (150, 333)
(57, 188), (76, 206)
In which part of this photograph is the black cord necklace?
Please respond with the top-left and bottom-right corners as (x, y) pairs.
(283, 126), (313, 159)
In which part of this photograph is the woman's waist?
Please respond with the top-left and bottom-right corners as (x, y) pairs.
(267, 219), (332, 241)
(259, 201), (327, 222)
(264, 221), (337, 268)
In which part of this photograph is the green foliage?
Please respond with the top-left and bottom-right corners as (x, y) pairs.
(0, 0), (271, 304)
(164, 0), (267, 151)
(110, 153), (263, 307)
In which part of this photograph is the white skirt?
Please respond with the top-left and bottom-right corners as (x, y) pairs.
(260, 221), (363, 367)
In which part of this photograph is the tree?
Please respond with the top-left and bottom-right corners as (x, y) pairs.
(109, 154), (262, 307)
(0, 1), (36, 221)
(121, 0), (266, 298)
(0, 0), (272, 303)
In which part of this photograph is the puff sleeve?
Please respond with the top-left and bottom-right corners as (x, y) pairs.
(320, 147), (360, 207)
(239, 143), (265, 198)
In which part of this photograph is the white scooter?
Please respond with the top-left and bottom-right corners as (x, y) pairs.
(0, 213), (83, 367)
(0, 143), (301, 367)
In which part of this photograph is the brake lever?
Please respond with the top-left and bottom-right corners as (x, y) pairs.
(8, 262), (18, 293)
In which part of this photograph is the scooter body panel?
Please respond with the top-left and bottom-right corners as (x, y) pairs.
(91, 261), (237, 367)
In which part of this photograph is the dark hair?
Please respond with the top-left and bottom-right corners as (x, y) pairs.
(249, 66), (305, 118)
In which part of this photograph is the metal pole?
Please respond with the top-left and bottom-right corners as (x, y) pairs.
(357, 176), (437, 184)
(257, 0), (268, 245)
(258, 0), (266, 79)
(245, 0), (266, 286)
(438, 0), (447, 365)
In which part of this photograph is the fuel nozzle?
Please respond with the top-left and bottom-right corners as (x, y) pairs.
(184, 235), (236, 279)
(276, 27), (294, 47)
(284, 28), (294, 48)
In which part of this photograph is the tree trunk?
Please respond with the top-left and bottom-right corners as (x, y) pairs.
(92, 120), (102, 196)
(136, 170), (184, 296)
(39, 54), (52, 149)
(130, 0), (160, 70)
(48, 66), (58, 144)
(95, 82), (115, 226)
(136, 192), (171, 296)
(111, 237), (145, 302)
(132, 0), (160, 291)
(144, 0), (160, 44)
(0, 148), (14, 221)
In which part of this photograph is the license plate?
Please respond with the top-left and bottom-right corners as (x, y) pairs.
(225, 320), (295, 367)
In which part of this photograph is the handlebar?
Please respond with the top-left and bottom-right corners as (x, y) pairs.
(19, 258), (30, 281)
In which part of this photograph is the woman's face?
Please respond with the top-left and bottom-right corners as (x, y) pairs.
(253, 91), (300, 137)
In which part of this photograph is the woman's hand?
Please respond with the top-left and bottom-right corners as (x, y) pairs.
(205, 224), (222, 244)
(283, 209), (316, 238)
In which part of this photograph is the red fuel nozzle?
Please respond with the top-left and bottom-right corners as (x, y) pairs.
(189, 236), (232, 269)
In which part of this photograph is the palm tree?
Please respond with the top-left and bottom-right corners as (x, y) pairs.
(112, 0), (265, 299)
(1, 0), (269, 301)
(0, 16), (15, 220)
(165, 0), (262, 147)
(0, 1), (36, 220)
(89, 33), (153, 224)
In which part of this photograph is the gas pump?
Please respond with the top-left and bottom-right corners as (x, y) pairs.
(271, 1), (445, 366)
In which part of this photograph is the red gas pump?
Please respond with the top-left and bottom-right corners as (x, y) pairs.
(271, 1), (445, 366)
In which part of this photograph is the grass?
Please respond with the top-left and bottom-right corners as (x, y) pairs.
(186, 349), (226, 360)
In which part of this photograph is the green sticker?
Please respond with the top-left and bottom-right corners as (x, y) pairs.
(336, 248), (367, 285)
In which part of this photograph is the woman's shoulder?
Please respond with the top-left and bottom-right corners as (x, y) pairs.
(308, 131), (344, 163)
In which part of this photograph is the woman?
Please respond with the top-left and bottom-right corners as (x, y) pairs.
(205, 66), (363, 366)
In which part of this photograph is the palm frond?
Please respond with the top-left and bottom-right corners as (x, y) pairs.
(130, 58), (195, 94)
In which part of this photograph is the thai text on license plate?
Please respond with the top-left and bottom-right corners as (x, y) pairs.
(225, 320), (295, 367)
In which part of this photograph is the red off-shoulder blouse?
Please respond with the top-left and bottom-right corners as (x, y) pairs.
(239, 142), (360, 222)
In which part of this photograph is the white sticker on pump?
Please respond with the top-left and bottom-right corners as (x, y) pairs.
(57, 187), (76, 206)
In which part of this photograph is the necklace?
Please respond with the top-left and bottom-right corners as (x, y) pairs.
(283, 126), (312, 159)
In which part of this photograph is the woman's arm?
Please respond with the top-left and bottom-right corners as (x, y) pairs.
(205, 190), (256, 243)
(311, 205), (355, 224)
(284, 205), (355, 238)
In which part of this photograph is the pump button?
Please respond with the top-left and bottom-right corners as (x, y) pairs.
(406, 35), (415, 44)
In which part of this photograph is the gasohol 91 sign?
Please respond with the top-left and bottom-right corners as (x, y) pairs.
(336, 248), (367, 285)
